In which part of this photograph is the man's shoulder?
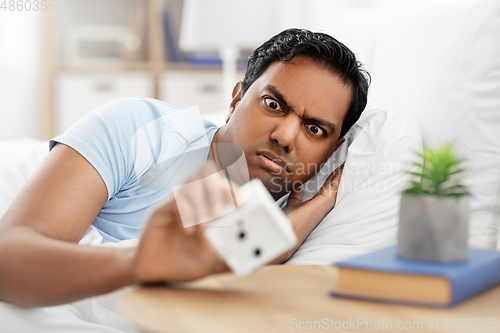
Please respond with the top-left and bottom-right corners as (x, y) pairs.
(91, 97), (215, 141)
(100, 97), (218, 163)
(95, 97), (180, 123)
(96, 97), (217, 133)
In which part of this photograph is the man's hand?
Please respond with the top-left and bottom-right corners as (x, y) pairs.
(134, 160), (343, 281)
(271, 163), (344, 264)
(286, 163), (344, 217)
(133, 163), (233, 283)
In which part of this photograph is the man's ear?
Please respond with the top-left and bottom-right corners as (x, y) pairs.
(226, 81), (244, 124)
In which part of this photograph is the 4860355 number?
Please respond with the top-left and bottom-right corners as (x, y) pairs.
(443, 318), (499, 330)
(1, 0), (56, 11)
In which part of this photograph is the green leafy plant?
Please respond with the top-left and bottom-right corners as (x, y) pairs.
(404, 143), (469, 197)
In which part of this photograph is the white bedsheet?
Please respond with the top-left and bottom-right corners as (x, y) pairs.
(0, 235), (139, 332)
(0, 286), (140, 333)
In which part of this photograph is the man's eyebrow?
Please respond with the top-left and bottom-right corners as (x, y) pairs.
(305, 115), (336, 132)
(265, 85), (292, 110)
(264, 85), (336, 133)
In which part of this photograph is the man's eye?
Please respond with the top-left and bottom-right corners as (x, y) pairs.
(306, 124), (324, 136)
(264, 98), (282, 111)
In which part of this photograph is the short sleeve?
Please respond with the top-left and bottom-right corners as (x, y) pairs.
(49, 97), (177, 201)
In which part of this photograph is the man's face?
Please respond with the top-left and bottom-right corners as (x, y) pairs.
(220, 56), (352, 200)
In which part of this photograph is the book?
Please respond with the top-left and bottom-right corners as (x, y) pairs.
(331, 245), (500, 307)
(162, 10), (181, 62)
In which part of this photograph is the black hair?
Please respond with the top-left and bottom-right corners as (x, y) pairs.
(242, 28), (370, 138)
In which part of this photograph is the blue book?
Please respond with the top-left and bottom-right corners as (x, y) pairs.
(331, 245), (500, 307)
(162, 10), (181, 62)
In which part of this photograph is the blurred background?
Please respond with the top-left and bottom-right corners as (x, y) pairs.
(0, 0), (416, 141)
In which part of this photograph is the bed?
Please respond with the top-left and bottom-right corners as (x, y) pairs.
(1, 0), (499, 331)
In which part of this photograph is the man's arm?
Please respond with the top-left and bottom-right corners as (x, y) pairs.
(0, 144), (138, 306)
(0, 143), (230, 307)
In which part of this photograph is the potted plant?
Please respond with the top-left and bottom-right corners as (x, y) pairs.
(398, 143), (470, 262)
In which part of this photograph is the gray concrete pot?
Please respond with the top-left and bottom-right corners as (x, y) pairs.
(398, 194), (469, 262)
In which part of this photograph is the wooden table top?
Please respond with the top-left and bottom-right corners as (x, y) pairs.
(120, 265), (500, 333)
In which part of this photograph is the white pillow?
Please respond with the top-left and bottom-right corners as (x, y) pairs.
(0, 139), (48, 218)
(367, 0), (500, 250)
(287, 109), (422, 264)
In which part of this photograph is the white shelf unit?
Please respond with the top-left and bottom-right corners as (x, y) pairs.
(42, 0), (246, 139)
(54, 72), (154, 135)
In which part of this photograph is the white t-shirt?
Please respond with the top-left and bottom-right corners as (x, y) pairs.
(50, 97), (218, 243)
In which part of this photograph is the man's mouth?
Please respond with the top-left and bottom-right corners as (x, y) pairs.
(257, 151), (288, 173)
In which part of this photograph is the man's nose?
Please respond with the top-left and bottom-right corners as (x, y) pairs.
(269, 114), (301, 153)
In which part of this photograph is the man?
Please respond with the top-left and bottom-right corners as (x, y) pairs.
(0, 29), (369, 307)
